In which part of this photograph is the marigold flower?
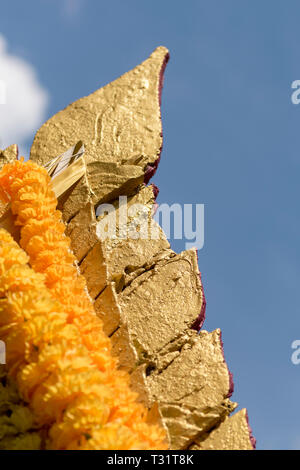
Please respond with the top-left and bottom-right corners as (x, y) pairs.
(0, 159), (167, 450)
(0, 366), (42, 450)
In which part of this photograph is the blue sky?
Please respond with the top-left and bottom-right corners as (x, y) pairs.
(1, 0), (300, 449)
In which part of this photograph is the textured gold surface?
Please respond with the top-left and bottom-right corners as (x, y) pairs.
(190, 409), (254, 450)
(115, 249), (204, 367)
(146, 330), (230, 407)
(65, 202), (98, 262)
(30, 48), (253, 449)
(80, 185), (170, 300)
(30, 46), (169, 213)
(0, 144), (18, 165)
(0, 47), (254, 450)
(128, 329), (236, 449)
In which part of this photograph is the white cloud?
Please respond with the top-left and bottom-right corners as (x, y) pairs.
(0, 35), (48, 155)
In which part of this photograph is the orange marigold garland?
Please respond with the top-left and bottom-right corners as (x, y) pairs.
(0, 160), (118, 378)
(0, 159), (167, 450)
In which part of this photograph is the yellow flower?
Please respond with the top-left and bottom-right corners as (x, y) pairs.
(0, 159), (167, 450)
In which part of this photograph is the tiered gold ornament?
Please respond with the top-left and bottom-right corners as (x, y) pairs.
(0, 47), (255, 450)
